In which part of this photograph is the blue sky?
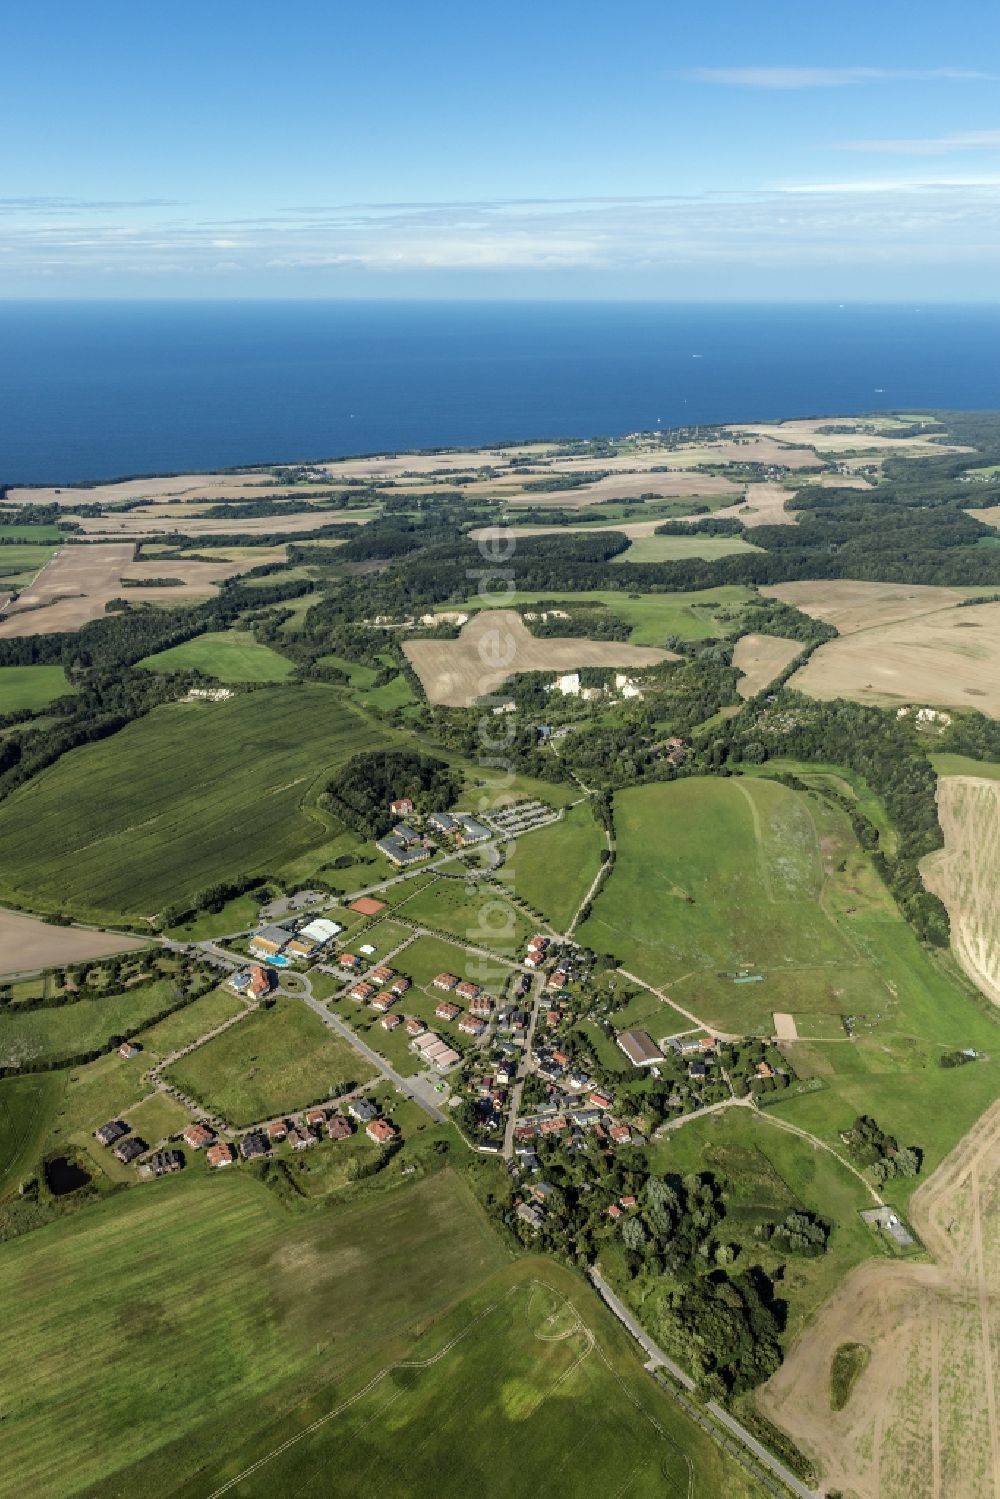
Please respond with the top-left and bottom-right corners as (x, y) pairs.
(3, 0), (1000, 298)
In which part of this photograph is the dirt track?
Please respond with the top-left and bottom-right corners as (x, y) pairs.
(760, 1101), (1000, 1499)
(403, 609), (673, 706)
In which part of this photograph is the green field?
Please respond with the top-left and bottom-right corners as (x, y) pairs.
(611, 533), (762, 564)
(509, 801), (606, 930)
(139, 629), (295, 683)
(0, 665), (73, 714)
(0, 1074), (63, 1194)
(164, 1000), (374, 1125)
(0, 686), (390, 923)
(0, 523), (64, 541)
(0, 1169), (510, 1499)
(394, 873), (535, 959)
(0, 543), (57, 587)
(444, 585), (754, 643)
(930, 752), (1000, 780)
(0, 977), (182, 1070)
(179, 1260), (762, 1499)
(137, 987), (247, 1059)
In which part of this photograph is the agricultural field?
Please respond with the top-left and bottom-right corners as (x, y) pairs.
(164, 999), (373, 1126)
(762, 578), (970, 635)
(508, 801), (607, 930)
(404, 609), (672, 706)
(0, 909), (148, 976)
(697, 480), (799, 529)
(138, 629), (294, 683)
(612, 531), (762, 563)
(445, 585), (755, 643)
(732, 633), (801, 698)
(0, 1169), (510, 1499)
(922, 774), (1000, 1004)
(761, 1101), (1000, 1499)
(393, 873), (535, 958)
(179, 1260), (761, 1499)
(0, 542), (58, 588)
(0, 976), (183, 1070)
(787, 598), (1000, 715)
(0, 1073), (63, 1194)
(0, 664), (73, 713)
(0, 686), (389, 924)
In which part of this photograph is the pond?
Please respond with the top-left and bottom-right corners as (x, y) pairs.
(45, 1155), (92, 1196)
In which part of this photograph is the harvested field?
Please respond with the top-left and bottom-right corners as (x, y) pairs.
(735, 417), (973, 457)
(403, 608), (673, 707)
(760, 1100), (1000, 1499)
(786, 600), (1000, 715)
(732, 634), (801, 698)
(468, 518), (669, 542)
(689, 481), (797, 528)
(968, 505), (1000, 531)
(0, 544), (135, 636)
(78, 509), (368, 538)
(504, 471), (740, 508)
(922, 776), (1000, 1006)
(0, 909), (147, 976)
(762, 578), (968, 634)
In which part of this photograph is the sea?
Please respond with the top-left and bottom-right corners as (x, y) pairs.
(2, 300), (1000, 485)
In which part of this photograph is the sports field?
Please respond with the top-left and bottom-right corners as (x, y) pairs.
(164, 1000), (373, 1126)
(180, 1262), (762, 1499)
(509, 801), (606, 930)
(0, 664), (73, 713)
(0, 1169), (509, 1499)
(0, 686), (389, 923)
(139, 629), (294, 683)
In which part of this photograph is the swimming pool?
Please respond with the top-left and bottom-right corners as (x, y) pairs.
(266, 954), (291, 968)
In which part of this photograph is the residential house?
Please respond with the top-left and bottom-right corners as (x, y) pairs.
(588, 1089), (613, 1112)
(138, 1150), (183, 1179)
(458, 1015), (486, 1038)
(339, 952), (362, 971)
(433, 973), (459, 991)
(207, 1142), (236, 1168)
(348, 1099), (378, 1123)
(470, 993), (494, 1017)
(540, 1115), (568, 1136)
(247, 963), (272, 999)
(285, 934), (317, 960)
(607, 1203), (622, 1220)
(390, 976), (411, 996)
(305, 1108), (327, 1129)
(266, 1120), (288, 1144)
(183, 1123), (215, 1150)
(516, 1202), (544, 1231)
(118, 1041), (141, 1060)
(349, 980), (376, 1003)
(609, 1123), (631, 1145)
(530, 1181), (555, 1205)
(95, 1120), (129, 1147)
(435, 1000), (461, 1022)
(455, 980), (481, 1001)
(371, 964), (395, 984)
(371, 991), (396, 1013)
(547, 970), (569, 990)
(240, 1131), (270, 1160)
(427, 811), (457, 836)
(390, 797), (414, 816)
(393, 822), (420, 845)
(453, 814), (490, 846)
(366, 1119), (397, 1146)
(688, 1060), (708, 1080)
(288, 1129), (315, 1151)
(326, 1115), (352, 1141)
(405, 1017), (426, 1038)
(381, 1013), (402, 1031)
(114, 1137), (147, 1164)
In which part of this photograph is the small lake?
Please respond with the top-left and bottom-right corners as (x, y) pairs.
(45, 1155), (91, 1196)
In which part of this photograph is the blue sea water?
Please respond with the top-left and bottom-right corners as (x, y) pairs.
(2, 300), (999, 485)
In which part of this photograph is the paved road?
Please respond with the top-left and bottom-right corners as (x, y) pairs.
(503, 970), (546, 1158)
(301, 991), (448, 1125)
(588, 1269), (820, 1499)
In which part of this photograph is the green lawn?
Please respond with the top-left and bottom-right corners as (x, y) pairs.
(137, 987), (247, 1060)
(0, 544), (57, 587)
(165, 892), (263, 942)
(509, 801), (606, 930)
(611, 533), (762, 564)
(178, 1259), (763, 1499)
(139, 629), (295, 683)
(0, 1169), (509, 1499)
(0, 685), (391, 923)
(394, 874), (534, 960)
(0, 665), (73, 714)
(443, 585), (755, 643)
(0, 977), (183, 1070)
(164, 1000), (374, 1125)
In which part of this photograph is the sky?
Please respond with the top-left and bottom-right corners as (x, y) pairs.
(3, 0), (1000, 299)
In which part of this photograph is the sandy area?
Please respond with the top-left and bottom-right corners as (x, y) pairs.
(732, 634), (801, 698)
(922, 777), (1000, 1006)
(0, 909), (148, 975)
(403, 608), (673, 707)
(786, 600), (1000, 715)
(772, 1012), (798, 1041)
(762, 579), (968, 635)
(760, 1100), (1000, 1499)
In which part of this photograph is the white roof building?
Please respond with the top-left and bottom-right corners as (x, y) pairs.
(299, 917), (343, 945)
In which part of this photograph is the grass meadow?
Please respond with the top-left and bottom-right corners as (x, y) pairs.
(611, 533), (762, 564)
(177, 1261), (762, 1499)
(0, 685), (388, 923)
(0, 1170), (509, 1499)
(509, 801), (606, 930)
(165, 1000), (373, 1125)
(0, 665), (73, 713)
(0, 543), (57, 587)
(139, 629), (295, 683)
(394, 874), (536, 958)
(445, 584), (755, 643)
(0, 977), (182, 1070)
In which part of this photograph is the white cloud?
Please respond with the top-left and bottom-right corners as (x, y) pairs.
(687, 66), (993, 89)
(833, 129), (1000, 155)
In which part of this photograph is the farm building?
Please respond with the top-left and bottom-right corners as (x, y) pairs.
(617, 1029), (664, 1067)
